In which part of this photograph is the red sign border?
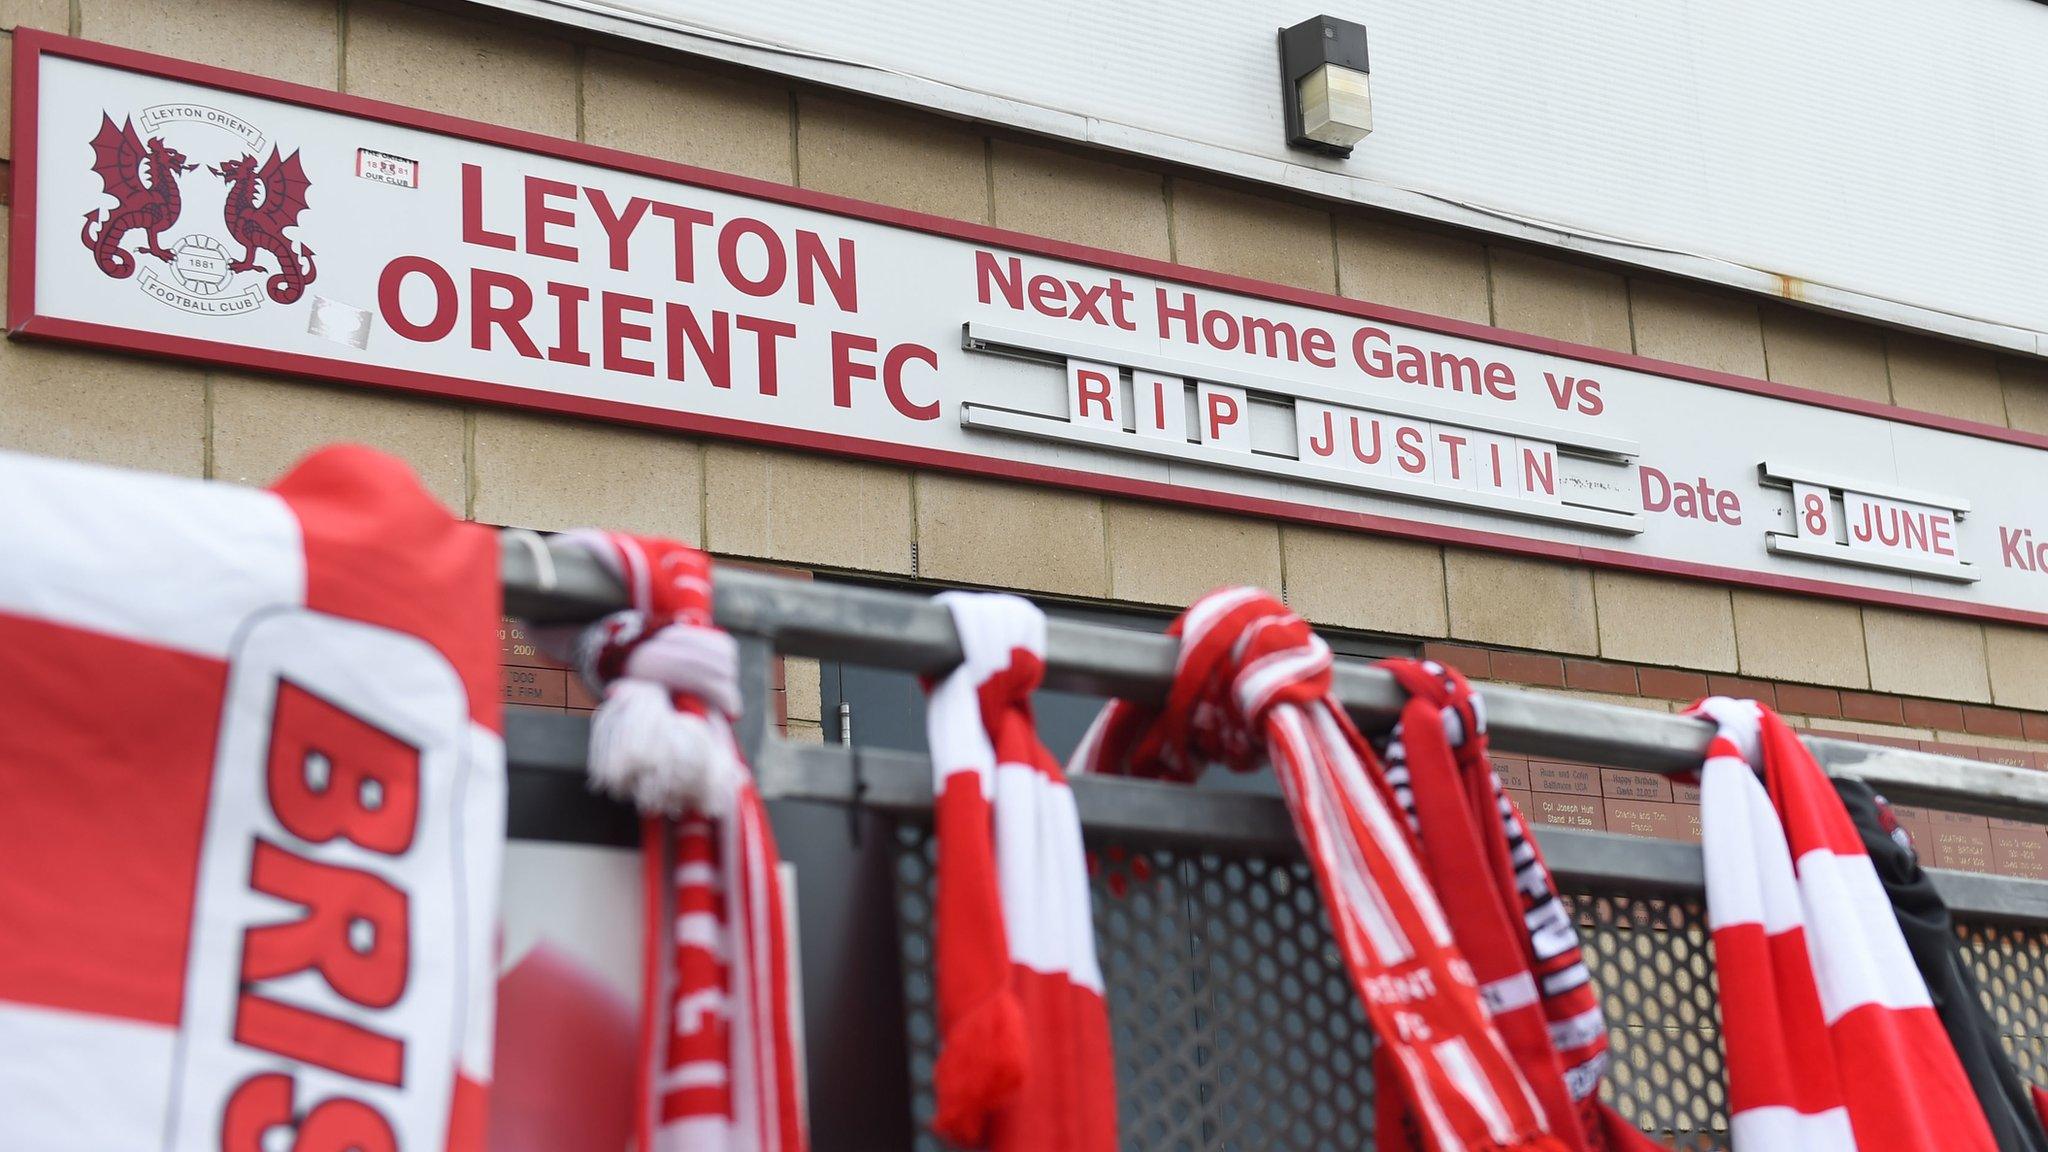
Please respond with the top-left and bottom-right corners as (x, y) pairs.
(12, 29), (2048, 630)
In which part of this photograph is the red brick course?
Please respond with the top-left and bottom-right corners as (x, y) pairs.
(1840, 691), (1904, 724)
(1902, 698), (1966, 730)
(1774, 684), (1841, 718)
(1637, 667), (1709, 701)
(1564, 659), (1638, 695)
(1963, 705), (2026, 739)
(1420, 642), (1493, 679)
(1490, 651), (1565, 687)
(1706, 674), (1777, 708)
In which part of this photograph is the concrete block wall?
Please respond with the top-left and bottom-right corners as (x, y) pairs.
(8, 0), (2048, 741)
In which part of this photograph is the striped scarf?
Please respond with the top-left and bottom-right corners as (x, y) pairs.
(1070, 588), (1567, 1152)
(558, 532), (806, 1152)
(923, 592), (1117, 1152)
(1691, 696), (1996, 1152)
(1379, 660), (1662, 1152)
(0, 446), (503, 1151)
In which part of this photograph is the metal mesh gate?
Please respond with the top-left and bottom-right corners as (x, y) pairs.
(892, 820), (2048, 1151)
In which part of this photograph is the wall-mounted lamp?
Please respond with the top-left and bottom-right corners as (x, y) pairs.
(1280, 15), (1372, 157)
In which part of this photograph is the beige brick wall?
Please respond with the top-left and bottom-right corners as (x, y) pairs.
(705, 444), (912, 573)
(2, 0), (2044, 717)
(472, 410), (702, 541)
(1444, 550), (1598, 655)
(1730, 591), (1869, 689)
(1628, 282), (1764, 378)
(914, 473), (1106, 597)
(2001, 357), (2048, 437)
(1487, 250), (1631, 354)
(1171, 181), (1334, 292)
(1281, 527), (1448, 637)
(82, 0), (338, 85)
(0, 339), (209, 475)
(0, 0), (67, 34)
(1863, 607), (1991, 703)
(990, 143), (1169, 260)
(796, 99), (986, 221)
(0, 206), (210, 473)
(210, 375), (468, 508)
(1885, 335), (2007, 426)
(583, 48), (793, 183)
(345, 0), (576, 138)
(0, 33), (14, 162)
(1985, 626), (2048, 712)
(1105, 501), (1280, 607)
(1758, 305), (1891, 405)
(1593, 571), (1737, 672)
(1334, 217), (1490, 325)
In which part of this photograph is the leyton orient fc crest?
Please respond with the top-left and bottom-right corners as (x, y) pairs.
(78, 103), (317, 316)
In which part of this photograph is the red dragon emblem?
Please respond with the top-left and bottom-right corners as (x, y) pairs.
(209, 147), (318, 305)
(79, 113), (197, 278)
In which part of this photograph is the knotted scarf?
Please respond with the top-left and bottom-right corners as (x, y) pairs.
(1070, 587), (1566, 1152)
(922, 592), (1116, 1152)
(1379, 660), (1664, 1152)
(1690, 696), (1994, 1152)
(553, 532), (806, 1152)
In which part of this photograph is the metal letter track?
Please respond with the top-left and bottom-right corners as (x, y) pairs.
(500, 531), (2048, 922)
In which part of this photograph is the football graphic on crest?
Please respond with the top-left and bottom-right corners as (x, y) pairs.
(169, 234), (231, 296)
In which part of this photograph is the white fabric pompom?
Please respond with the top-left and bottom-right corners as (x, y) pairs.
(587, 678), (745, 817)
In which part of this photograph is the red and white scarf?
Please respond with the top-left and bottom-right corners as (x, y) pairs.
(557, 532), (806, 1152)
(0, 445), (503, 1151)
(1071, 588), (1567, 1152)
(1379, 661), (1663, 1152)
(923, 592), (1117, 1152)
(1691, 696), (1996, 1152)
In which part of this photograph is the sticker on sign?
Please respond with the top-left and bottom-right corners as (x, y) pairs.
(356, 146), (418, 188)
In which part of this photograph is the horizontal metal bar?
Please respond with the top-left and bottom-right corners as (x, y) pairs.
(502, 531), (2048, 820)
(506, 710), (2048, 922)
(748, 735), (2048, 923)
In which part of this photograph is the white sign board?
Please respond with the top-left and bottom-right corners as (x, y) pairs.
(13, 33), (2048, 627)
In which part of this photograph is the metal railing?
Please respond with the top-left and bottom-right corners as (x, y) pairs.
(499, 530), (2048, 922)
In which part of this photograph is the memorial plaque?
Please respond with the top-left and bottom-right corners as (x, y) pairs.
(1991, 830), (2048, 879)
(499, 617), (564, 669)
(1601, 768), (1673, 802)
(501, 665), (568, 708)
(1601, 799), (1699, 843)
(1504, 788), (1535, 820)
(1929, 810), (1994, 874)
(1989, 818), (2048, 880)
(1530, 761), (1599, 797)
(1492, 756), (1532, 791)
(1886, 803), (1936, 855)
(1529, 795), (1605, 831)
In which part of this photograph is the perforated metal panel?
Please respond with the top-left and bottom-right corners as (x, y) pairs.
(1960, 922), (2048, 1084)
(893, 822), (2048, 1151)
(1570, 893), (1728, 1150)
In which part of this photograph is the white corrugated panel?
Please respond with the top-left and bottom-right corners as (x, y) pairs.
(479, 0), (2048, 355)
